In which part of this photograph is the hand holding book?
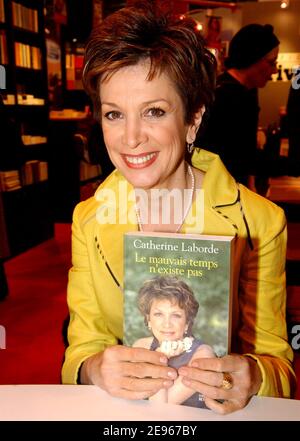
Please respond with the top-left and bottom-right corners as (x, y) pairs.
(179, 353), (262, 413)
(79, 345), (178, 400)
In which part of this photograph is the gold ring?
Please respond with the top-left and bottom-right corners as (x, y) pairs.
(222, 372), (233, 390)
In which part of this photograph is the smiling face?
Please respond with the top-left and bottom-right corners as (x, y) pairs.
(100, 61), (202, 190)
(147, 298), (188, 343)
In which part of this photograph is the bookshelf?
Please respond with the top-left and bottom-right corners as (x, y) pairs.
(0, 0), (53, 258)
(59, 32), (90, 111)
(65, 41), (84, 91)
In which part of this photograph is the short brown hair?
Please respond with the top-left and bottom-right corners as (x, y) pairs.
(137, 276), (199, 334)
(83, 1), (216, 124)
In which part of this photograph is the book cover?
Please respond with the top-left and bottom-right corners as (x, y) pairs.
(123, 231), (234, 408)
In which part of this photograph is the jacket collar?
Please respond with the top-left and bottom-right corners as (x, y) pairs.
(192, 148), (239, 208)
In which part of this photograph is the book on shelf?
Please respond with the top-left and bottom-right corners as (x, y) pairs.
(0, 0), (5, 23)
(21, 160), (48, 185)
(0, 170), (22, 191)
(14, 42), (42, 69)
(65, 45), (84, 90)
(21, 135), (47, 145)
(2, 94), (16, 105)
(0, 31), (8, 64)
(124, 231), (234, 409)
(17, 94), (45, 105)
(12, 1), (38, 33)
(38, 161), (48, 182)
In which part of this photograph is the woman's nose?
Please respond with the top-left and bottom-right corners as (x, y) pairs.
(163, 316), (172, 327)
(122, 116), (146, 149)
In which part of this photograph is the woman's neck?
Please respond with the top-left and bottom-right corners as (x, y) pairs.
(134, 162), (204, 233)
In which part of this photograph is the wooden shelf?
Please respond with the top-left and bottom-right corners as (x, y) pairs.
(0, 0), (53, 257)
(12, 25), (38, 35)
(15, 65), (42, 72)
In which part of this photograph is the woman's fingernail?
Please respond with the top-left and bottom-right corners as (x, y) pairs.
(179, 368), (187, 376)
(160, 356), (168, 364)
(163, 380), (173, 388)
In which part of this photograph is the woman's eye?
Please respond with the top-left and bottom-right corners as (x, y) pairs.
(173, 314), (182, 319)
(153, 312), (162, 317)
(104, 111), (122, 121)
(146, 107), (165, 118)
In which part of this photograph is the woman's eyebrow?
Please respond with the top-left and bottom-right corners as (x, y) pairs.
(101, 101), (120, 107)
(141, 99), (169, 105)
(101, 98), (170, 107)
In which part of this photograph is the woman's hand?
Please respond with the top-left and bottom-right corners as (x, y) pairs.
(80, 345), (178, 400)
(178, 354), (262, 414)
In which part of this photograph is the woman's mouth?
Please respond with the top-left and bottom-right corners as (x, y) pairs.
(160, 332), (175, 338)
(123, 152), (158, 169)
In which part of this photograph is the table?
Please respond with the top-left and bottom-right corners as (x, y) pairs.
(0, 385), (299, 421)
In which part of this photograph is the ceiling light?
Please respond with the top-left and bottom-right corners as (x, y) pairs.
(280, 0), (289, 9)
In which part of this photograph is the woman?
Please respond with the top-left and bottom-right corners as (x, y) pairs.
(62, 2), (296, 414)
(133, 276), (215, 407)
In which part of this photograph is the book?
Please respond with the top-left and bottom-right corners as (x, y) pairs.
(123, 231), (234, 408)
(0, 170), (21, 191)
(0, 0), (5, 23)
(0, 31), (8, 65)
(12, 2), (38, 32)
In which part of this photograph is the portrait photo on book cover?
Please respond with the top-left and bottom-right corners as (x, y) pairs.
(123, 232), (234, 408)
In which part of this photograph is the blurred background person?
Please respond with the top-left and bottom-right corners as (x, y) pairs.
(286, 70), (300, 170)
(197, 24), (279, 195)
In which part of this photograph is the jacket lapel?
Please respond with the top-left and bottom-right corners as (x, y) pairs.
(95, 171), (138, 289)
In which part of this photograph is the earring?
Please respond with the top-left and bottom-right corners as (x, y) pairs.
(187, 141), (194, 154)
(148, 323), (151, 331)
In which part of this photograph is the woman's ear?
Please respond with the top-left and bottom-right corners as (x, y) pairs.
(186, 106), (206, 144)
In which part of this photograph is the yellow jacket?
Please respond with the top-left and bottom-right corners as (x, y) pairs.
(62, 149), (296, 397)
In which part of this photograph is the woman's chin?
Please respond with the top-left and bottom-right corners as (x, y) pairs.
(159, 335), (178, 341)
(125, 174), (159, 190)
